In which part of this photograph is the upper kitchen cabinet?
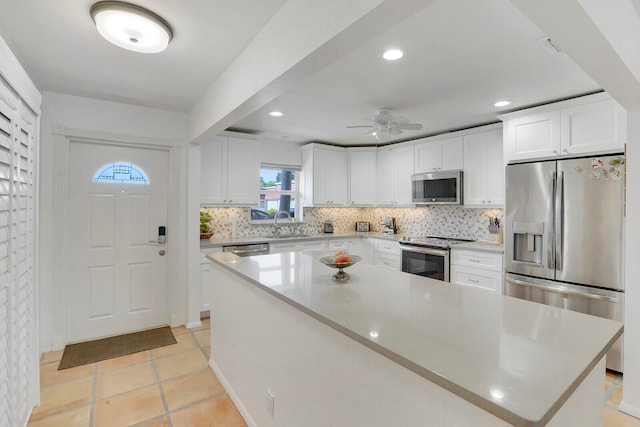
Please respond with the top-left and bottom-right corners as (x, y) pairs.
(300, 144), (347, 206)
(348, 147), (376, 206)
(414, 136), (463, 173)
(500, 92), (626, 162)
(200, 135), (259, 205)
(376, 144), (414, 206)
(463, 127), (504, 207)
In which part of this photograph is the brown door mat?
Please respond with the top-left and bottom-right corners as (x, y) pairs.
(58, 326), (177, 370)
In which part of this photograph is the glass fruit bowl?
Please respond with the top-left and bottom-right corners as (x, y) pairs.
(319, 255), (361, 282)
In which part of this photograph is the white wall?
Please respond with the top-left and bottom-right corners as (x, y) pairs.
(259, 138), (302, 167)
(39, 91), (189, 352)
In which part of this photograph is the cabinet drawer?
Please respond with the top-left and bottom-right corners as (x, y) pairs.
(451, 265), (502, 292)
(374, 253), (400, 270)
(373, 240), (399, 255)
(451, 249), (503, 272)
(328, 240), (349, 251)
(299, 241), (327, 252)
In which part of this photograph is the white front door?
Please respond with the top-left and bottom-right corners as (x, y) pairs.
(66, 141), (169, 342)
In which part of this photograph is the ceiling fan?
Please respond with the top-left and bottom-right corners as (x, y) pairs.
(347, 108), (423, 142)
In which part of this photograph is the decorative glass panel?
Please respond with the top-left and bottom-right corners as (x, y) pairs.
(92, 162), (150, 185)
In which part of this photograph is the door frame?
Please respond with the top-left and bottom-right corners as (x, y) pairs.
(51, 125), (185, 346)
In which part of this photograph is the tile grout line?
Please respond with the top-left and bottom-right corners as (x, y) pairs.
(89, 362), (98, 427)
(150, 349), (174, 427)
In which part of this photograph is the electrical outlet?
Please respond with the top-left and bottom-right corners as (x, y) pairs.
(266, 389), (275, 418)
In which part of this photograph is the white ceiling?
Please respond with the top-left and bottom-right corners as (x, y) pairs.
(0, 0), (287, 112)
(0, 0), (600, 145)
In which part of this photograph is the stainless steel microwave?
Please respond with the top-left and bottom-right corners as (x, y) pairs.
(411, 170), (463, 205)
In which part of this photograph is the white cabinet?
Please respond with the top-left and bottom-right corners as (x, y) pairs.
(348, 148), (376, 206)
(327, 238), (362, 256)
(376, 145), (414, 206)
(370, 239), (400, 270)
(200, 135), (259, 205)
(500, 93), (626, 162)
(200, 248), (222, 312)
(450, 248), (503, 292)
(301, 144), (347, 206)
(414, 136), (463, 173)
(463, 128), (504, 207)
(270, 239), (328, 254)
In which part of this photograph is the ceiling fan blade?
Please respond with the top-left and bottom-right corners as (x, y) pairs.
(346, 125), (375, 128)
(389, 127), (402, 136)
(399, 123), (423, 130)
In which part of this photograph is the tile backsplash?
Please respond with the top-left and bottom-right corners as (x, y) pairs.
(201, 206), (503, 242)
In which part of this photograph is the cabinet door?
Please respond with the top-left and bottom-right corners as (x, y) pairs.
(328, 149), (347, 205)
(440, 137), (464, 170)
(347, 239), (362, 256)
(394, 146), (415, 205)
(226, 137), (259, 205)
(348, 149), (376, 205)
(414, 140), (442, 173)
(464, 129), (504, 207)
(200, 136), (227, 204)
(376, 149), (396, 205)
(504, 111), (561, 161)
(484, 130), (505, 206)
(312, 148), (332, 205)
(561, 99), (626, 155)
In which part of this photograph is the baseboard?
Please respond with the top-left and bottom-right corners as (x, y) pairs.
(619, 401), (640, 419)
(185, 321), (202, 329)
(209, 358), (258, 427)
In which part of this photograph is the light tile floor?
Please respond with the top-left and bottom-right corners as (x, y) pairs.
(28, 318), (248, 427)
(29, 318), (640, 426)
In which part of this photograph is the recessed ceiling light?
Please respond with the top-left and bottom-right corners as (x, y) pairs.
(382, 49), (404, 61)
(268, 111), (284, 117)
(494, 100), (511, 107)
(90, 1), (173, 53)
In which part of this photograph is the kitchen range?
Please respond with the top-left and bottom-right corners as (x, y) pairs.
(504, 154), (626, 372)
(399, 236), (474, 281)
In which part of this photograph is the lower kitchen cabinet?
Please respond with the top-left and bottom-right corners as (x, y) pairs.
(370, 238), (400, 270)
(450, 247), (503, 292)
(201, 248), (222, 312)
(271, 240), (328, 253)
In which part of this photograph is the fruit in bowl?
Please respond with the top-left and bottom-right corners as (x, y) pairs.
(333, 250), (353, 264)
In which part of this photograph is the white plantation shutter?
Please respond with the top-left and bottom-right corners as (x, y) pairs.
(0, 77), (37, 427)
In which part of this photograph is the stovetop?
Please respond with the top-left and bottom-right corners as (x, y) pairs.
(399, 236), (475, 248)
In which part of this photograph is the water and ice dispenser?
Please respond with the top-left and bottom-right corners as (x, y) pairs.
(512, 221), (544, 265)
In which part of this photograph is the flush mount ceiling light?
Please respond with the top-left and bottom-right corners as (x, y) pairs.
(382, 49), (404, 61)
(268, 111), (284, 117)
(90, 1), (173, 53)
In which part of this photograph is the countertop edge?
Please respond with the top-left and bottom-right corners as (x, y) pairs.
(200, 232), (402, 249)
(206, 252), (616, 427)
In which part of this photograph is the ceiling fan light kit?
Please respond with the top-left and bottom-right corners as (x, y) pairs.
(90, 1), (173, 53)
(347, 108), (423, 142)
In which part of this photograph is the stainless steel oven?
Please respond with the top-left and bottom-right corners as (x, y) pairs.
(399, 237), (473, 282)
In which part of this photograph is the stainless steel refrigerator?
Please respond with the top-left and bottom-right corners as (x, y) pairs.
(504, 154), (625, 372)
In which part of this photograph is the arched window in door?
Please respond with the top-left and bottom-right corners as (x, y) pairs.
(92, 162), (150, 184)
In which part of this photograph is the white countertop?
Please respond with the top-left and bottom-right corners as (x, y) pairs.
(208, 251), (622, 426)
(454, 240), (504, 253)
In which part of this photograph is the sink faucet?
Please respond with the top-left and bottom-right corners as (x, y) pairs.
(273, 210), (291, 235)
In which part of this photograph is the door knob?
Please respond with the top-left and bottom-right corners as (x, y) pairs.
(159, 249), (166, 256)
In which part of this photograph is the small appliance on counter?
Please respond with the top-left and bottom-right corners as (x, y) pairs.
(323, 219), (334, 233)
(355, 221), (370, 232)
(381, 217), (396, 234)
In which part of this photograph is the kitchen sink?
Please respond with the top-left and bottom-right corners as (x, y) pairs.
(273, 234), (313, 239)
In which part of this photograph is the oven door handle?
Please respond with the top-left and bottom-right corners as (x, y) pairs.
(400, 246), (448, 257)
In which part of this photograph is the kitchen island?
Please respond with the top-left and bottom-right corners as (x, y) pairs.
(206, 251), (622, 427)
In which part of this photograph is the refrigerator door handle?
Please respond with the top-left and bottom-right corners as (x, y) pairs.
(555, 171), (564, 271)
(547, 171), (556, 270)
(505, 277), (618, 302)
